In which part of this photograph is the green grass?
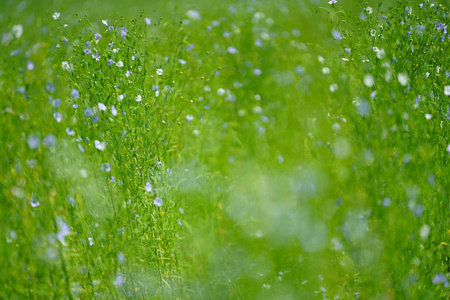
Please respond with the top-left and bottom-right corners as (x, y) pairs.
(1, 0), (450, 298)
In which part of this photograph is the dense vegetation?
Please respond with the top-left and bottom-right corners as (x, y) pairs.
(1, 0), (450, 298)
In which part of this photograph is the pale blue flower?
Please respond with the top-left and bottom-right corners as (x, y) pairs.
(154, 197), (163, 207)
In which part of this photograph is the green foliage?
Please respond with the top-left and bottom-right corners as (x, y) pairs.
(1, 0), (450, 298)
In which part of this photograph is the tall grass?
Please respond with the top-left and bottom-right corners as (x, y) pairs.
(1, 0), (450, 298)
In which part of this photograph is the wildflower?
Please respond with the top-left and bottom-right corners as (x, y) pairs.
(102, 20), (108, 26)
(107, 59), (114, 66)
(83, 49), (92, 55)
(27, 61), (34, 71)
(186, 115), (194, 121)
(92, 115), (99, 123)
(71, 89), (80, 99)
(62, 37), (68, 44)
(126, 70), (132, 77)
(109, 26), (114, 31)
(120, 27), (128, 39)
(98, 103), (107, 111)
(95, 140), (107, 151)
(61, 61), (70, 70)
(154, 197), (163, 207)
(92, 53), (100, 61)
(52, 98), (61, 108)
(329, 0), (337, 4)
(145, 18), (151, 25)
(227, 46), (238, 54)
(111, 106), (117, 116)
(85, 108), (94, 117)
(88, 237), (94, 246)
(28, 135), (40, 149)
(332, 30), (342, 40)
(43, 134), (56, 147)
(30, 197), (40, 207)
(444, 86), (450, 96)
(116, 61), (124, 67)
(53, 12), (60, 20)
(186, 10), (201, 20)
(118, 252), (125, 265)
(56, 219), (70, 245)
(27, 160), (36, 168)
(117, 94), (124, 101)
(145, 182), (152, 193)
(94, 33), (101, 41)
(101, 163), (111, 172)
(156, 68), (163, 75)
(432, 273), (448, 286)
(364, 74), (375, 87)
(365, 7), (373, 14)
(167, 169), (172, 176)
(78, 144), (85, 152)
(420, 224), (430, 239)
(66, 128), (75, 136)
(53, 112), (62, 123)
(135, 95), (142, 102)
(397, 72), (408, 86)
(46, 83), (55, 93)
(114, 275), (123, 286)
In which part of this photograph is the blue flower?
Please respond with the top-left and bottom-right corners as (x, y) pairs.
(145, 182), (152, 193)
(85, 108), (94, 117)
(71, 88), (80, 99)
(101, 163), (111, 172)
(28, 135), (40, 149)
(154, 197), (163, 207)
(43, 134), (56, 147)
(120, 27), (128, 39)
(52, 98), (61, 108)
(46, 83), (55, 93)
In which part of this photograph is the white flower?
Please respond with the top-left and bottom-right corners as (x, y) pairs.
(62, 61), (70, 70)
(98, 103), (107, 111)
(117, 94), (124, 101)
(186, 10), (201, 20)
(156, 68), (163, 75)
(397, 72), (409, 86)
(363, 74), (375, 87)
(53, 12), (61, 20)
(95, 140), (107, 151)
(444, 86), (450, 96)
(155, 90), (160, 97)
(12, 24), (23, 39)
(135, 95), (142, 102)
(366, 7), (373, 14)
(116, 61), (124, 67)
(102, 20), (108, 26)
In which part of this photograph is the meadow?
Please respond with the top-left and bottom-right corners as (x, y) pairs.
(1, 0), (450, 298)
